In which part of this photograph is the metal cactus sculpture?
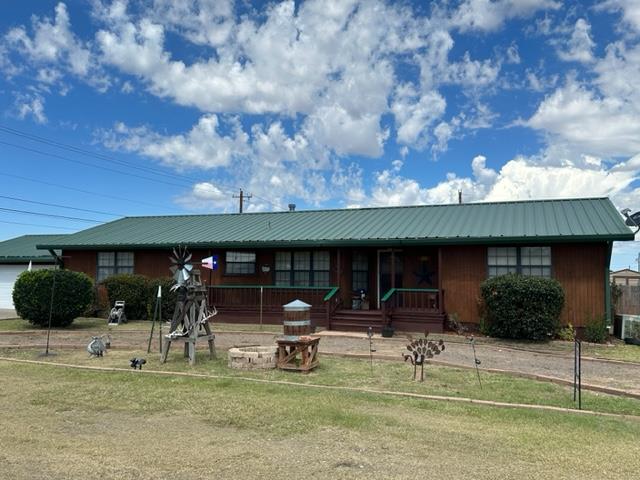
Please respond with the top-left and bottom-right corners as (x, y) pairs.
(403, 333), (445, 381)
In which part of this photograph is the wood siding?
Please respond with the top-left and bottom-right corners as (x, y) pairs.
(440, 243), (607, 328)
(440, 245), (487, 324)
(552, 243), (606, 327)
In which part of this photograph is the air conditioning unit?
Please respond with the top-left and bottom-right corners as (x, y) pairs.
(618, 314), (640, 340)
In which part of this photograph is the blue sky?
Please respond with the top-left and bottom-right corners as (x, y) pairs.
(1, 0), (640, 269)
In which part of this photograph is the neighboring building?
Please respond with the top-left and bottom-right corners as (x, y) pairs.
(0, 234), (63, 309)
(37, 198), (633, 332)
(610, 268), (640, 286)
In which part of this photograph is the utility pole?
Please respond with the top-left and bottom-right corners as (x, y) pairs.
(232, 189), (252, 213)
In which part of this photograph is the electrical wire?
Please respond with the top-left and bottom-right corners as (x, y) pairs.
(0, 124), (288, 211)
(0, 206), (101, 223)
(0, 194), (122, 217)
(0, 219), (78, 230)
(0, 172), (183, 212)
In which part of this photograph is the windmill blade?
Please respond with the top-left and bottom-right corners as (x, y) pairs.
(185, 252), (192, 263)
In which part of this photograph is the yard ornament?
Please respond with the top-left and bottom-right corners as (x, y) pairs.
(130, 357), (147, 370)
(160, 246), (217, 365)
(87, 335), (111, 357)
(403, 333), (445, 381)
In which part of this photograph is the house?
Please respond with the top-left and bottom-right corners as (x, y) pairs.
(610, 268), (640, 286)
(37, 197), (634, 332)
(0, 234), (63, 309)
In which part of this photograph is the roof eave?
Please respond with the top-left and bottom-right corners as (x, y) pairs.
(37, 233), (636, 251)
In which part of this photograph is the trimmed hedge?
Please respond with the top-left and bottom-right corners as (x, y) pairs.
(13, 269), (94, 328)
(101, 274), (150, 320)
(480, 274), (565, 341)
(101, 274), (178, 321)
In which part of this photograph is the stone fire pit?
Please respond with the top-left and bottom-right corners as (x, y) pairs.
(228, 346), (277, 370)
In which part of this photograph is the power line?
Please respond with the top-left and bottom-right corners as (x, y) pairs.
(0, 206), (101, 223)
(0, 140), (193, 189)
(0, 194), (122, 217)
(0, 172), (183, 212)
(0, 124), (288, 211)
(0, 219), (78, 230)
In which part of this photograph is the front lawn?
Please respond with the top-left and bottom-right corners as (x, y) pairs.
(0, 358), (638, 479)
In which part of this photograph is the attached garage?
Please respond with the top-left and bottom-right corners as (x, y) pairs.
(0, 235), (63, 310)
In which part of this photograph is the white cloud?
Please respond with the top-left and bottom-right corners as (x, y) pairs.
(175, 181), (234, 211)
(450, 0), (560, 33)
(557, 19), (595, 63)
(3, 2), (107, 89)
(13, 92), (47, 124)
(599, 0), (640, 34)
(102, 114), (250, 170)
(525, 78), (640, 157)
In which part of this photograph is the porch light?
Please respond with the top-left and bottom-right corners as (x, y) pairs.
(261, 264), (271, 273)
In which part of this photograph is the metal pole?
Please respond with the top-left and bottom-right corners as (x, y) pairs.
(147, 286), (161, 353)
(44, 267), (57, 356)
(469, 336), (482, 389)
(260, 286), (263, 331)
(367, 326), (375, 375)
(578, 340), (582, 410)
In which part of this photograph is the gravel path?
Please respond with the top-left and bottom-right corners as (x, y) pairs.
(2, 327), (640, 395)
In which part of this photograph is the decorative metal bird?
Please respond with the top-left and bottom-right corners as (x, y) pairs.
(403, 333), (445, 381)
(130, 357), (147, 370)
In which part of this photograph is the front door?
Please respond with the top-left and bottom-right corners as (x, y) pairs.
(377, 250), (403, 308)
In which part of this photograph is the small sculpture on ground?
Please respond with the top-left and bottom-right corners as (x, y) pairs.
(403, 333), (445, 381)
(87, 335), (110, 357)
(130, 357), (147, 370)
(107, 300), (127, 325)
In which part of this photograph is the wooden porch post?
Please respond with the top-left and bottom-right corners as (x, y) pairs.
(437, 247), (443, 314)
(391, 250), (396, 289)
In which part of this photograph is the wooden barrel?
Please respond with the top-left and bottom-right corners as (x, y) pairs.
(283, 300), (312, 336)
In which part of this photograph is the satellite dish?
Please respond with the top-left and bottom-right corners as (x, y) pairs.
(624, 211), (640, 227)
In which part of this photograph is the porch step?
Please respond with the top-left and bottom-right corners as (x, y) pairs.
(330, 309), (384, 332)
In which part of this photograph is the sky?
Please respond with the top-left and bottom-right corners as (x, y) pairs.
(1, 0), (640, 269)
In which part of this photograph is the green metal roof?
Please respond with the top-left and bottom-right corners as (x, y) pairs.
(0, 235), (64, 263)
(36, 198), (634, 250)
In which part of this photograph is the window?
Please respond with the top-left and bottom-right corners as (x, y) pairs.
(97, 252), (134, 282)
(520, 247), (551, 277)
(274, 251), (330, 286)
(488, 246), (551, 278)
(225, 251), (256, 275)
(352, 251), (369, 292)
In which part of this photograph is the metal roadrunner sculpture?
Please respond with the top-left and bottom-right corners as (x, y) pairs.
(403, 333), (445, 381)
(160, 246), (217, 365)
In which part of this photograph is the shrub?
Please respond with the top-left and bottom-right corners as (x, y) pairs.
(480, 274), (565, 341)
(556, 323), (576, 341)
(101, 274), (150, 320)
(583, 315), (608, 343)
(147, 277), (178, 322)
(13, 269), (94, 328)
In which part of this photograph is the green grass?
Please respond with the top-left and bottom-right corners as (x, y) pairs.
(2, 347), (639, 416)
(1, 359), (639, 479)
(0, 316), (286, 333)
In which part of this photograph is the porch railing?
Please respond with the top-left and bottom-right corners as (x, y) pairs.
(207, 285), (340, 325)
(381, 288), (444, 326)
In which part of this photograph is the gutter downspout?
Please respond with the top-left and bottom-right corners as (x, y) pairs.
(604, 241), (613, 325)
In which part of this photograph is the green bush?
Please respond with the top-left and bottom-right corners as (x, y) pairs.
(13, 269), (94, 328)
(480, 274), (565, 341)
(101, 274), (150, 320)
(583, 315), (608, 343)
(556, 323), (576, 341)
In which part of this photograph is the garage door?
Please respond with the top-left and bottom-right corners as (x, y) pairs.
(0, 264), (52, 309)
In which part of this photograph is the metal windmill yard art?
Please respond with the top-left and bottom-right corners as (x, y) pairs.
(160, 246), (216, 365)
(403, 333), (445, 381)
(170, 246), (194, 286)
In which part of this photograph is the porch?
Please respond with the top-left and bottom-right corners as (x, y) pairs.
(207, 285), (446, 333)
